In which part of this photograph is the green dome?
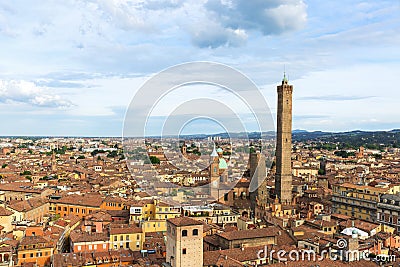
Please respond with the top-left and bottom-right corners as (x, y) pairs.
(216, 148), (223, 153)
(219, 158), (228, 169)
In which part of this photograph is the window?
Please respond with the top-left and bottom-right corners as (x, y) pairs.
(22, 254), (26, 258)
(182, 248), (187, 254)
(137, 234), (140, 240)
(126, 242), (129, 249)
(70, 208), (73, 212)
(224, 193), (229, 201)
(63, 207), (67, 211)
(114, 236), (117, 241)
(120, 236), (123, 241)
(192, 229), (198, 236)
(89, 245), (92, 250)
(30, 253), (33, 258)
(126, 235), (130, 240)
(182, 230), (187, 237)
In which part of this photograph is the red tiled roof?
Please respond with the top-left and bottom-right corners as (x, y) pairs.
(167, 216), (203, 227)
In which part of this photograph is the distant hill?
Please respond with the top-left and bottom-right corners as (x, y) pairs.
(292, 130), (400, 150)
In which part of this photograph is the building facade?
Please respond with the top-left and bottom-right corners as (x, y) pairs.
(377, 194), (400, 233)
(332, 183), (400, 222)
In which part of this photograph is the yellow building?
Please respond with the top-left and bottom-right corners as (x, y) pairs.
(109, 225), (144, 251)
(142, 200), (155, 220)
(141, 219), (167, 233)
(332, 182), (400, 222)
(129, 199), (180, 230)
(154, 201), (180, 220)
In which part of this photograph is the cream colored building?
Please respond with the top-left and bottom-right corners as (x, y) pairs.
(0, 206), (13, 233)
(166, 217), (203, 267)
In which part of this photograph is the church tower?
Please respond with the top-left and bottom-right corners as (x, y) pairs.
(275, 73), (293, 204)
(209, 144), (219, 180)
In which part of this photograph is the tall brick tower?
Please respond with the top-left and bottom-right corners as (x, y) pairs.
(275, 73), (293, 204)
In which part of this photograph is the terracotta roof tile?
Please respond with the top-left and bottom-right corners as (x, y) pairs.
(167, 216), (203, 227)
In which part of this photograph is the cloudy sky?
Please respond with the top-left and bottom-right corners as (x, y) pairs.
(0, 0), (399, 136)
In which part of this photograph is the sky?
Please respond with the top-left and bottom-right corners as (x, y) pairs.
(0, 0), (399, 136)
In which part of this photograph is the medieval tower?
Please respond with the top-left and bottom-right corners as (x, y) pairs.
(275, 73), (293, 204)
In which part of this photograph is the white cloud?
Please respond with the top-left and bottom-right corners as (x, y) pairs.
(192, 0), (307, 48)
(0, 80), (74, 108)
(191, 23), (248, 48)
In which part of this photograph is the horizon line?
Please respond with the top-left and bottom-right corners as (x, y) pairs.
(1, 129), (399, 139)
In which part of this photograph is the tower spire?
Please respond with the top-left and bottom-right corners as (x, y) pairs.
(210, 143), (218, 157)
(283, 65), (288, 84)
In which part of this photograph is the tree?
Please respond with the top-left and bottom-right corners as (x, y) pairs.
(20, 170), (32, 176)
(149, 156), (160, 164)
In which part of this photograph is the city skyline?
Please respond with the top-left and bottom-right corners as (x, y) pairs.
(0, 1), (399, 136)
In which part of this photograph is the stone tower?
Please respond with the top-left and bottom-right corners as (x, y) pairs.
(249, 152), (266, 210)
(166, 217), (203, 267)
(275, 73), (293, 204)
(250, 152), (266, 182)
